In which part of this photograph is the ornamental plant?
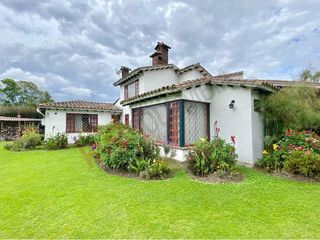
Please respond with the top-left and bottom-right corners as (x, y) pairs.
(4, 127), (42, 151)
(43, 133), (68, 150)
(187, 137), (238, 177)
(256, 129), (320, 177)
(94, 123), (169, 180)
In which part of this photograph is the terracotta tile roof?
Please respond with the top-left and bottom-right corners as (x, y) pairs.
(121, 75), (278, 105)
(121, 75), (320, 106)
(0, 116), (41, 122)
(38, 101), (122, 112)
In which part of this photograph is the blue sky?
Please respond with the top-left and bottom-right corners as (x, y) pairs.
(0, 0), (319, 102)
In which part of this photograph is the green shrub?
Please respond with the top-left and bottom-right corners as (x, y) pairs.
(95, 123), (159, 169)
(4, 128), (42, 151)
(43, 134), (68, 150)
(95, 123), (168, 179)
(138, 159), (170, 180)
(284, 150), (320, 177)
(257, 129), (320, 177)
(74, 134), (95, 147)
(188, 138), (237, 176)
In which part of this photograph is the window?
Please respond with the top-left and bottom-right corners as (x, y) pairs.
(66, 114), (98, 133)
(124, 80), (139, 99)
(125, 114), (129, 125)
(124, 85), (128, 99)
(139, 104), (167, 143)
(132, 109), (140, 130)
(184, 101), (209, 145)
(169, 101), (179, 145)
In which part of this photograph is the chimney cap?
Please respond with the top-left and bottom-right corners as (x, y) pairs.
(154, 42), (171, 50)
(120, 66), (131, 71)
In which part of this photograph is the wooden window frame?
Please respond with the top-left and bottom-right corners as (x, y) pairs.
(124, 85), (128, 100)
(66, 113), (98, 133)
(125, 114), (129, 126)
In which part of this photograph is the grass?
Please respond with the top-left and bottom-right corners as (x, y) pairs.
(0, 142), (320, 238)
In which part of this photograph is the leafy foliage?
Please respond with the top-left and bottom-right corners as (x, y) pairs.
(95, 123), (169, 179)
(43, 134), (68, 150)
(188, 138), (237, 176)
(0, 105), (42, 118)
(4, 128), (42, 151)
(0, 78), (54, 107)
(74, 134), (95, 147)
(262, 84), (320, 137)
(256, 129), (320, 177)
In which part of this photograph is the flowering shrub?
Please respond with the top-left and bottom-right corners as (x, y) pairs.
(256, 129), (320, 177)
(95, 123), (169, 179)
(43, 133), (68, 150)
(187, 137), (237, 177)
(4, 128), (42, 151)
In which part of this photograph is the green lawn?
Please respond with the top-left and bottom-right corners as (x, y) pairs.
(0, 142), (320, 238)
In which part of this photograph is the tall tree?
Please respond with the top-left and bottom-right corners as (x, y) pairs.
(0, 78), (21, 106)
(0, 78), (54, 106)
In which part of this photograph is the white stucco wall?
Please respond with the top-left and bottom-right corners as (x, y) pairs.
(178, 69), (203, 82)
(182, 85), (263, 164)
(142, 69), (178, 92)
(251, 91), (264, 162)
(43, 109), (113, 143)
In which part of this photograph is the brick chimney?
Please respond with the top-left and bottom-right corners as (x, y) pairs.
(120, 66), (131, 78)
(150, 42), (171, 65)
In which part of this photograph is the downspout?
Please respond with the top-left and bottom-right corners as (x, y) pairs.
(37, 107), (45, 117)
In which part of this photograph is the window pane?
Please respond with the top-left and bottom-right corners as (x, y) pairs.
(184, 101), (208, 145)
(75, 115), (83, 132)
(169, 101), (179, 145)
(128, 83), (135, 98)
(140, 104), (167, 143)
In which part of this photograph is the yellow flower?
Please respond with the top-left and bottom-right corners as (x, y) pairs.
(273, 144), (278, 151)
(262, 150), (268, 155)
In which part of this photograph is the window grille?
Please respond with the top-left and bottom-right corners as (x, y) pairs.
(169, 101), (179, 145)
(140, 104), (167, 143)
(66, 114), (98, 133)
(184, 101), (208, 145)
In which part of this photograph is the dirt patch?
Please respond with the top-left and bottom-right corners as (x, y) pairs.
(190, 171), (244, 184)
(254, 167), (320, 183)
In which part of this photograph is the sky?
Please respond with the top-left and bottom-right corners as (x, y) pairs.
(0, 0), (319, 103)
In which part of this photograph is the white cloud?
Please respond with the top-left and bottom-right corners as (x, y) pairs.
(0, 67), (47, 86)
(61, 86), (92, 97)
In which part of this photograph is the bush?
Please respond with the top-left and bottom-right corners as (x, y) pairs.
(138, 159), (170, 180)
(74, 134), (95, 147)
(4, 128), (42, 151)
(284, 150), (320, 177)
(43, 133), (68, 150)
(95, 123), (169, 179)
(188, 138), (237, 176)
(95, 123), (159, 169)
(256, 129), (320, 177)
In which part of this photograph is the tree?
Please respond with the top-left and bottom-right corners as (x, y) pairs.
(0, 78), (54, 106)
(262, 83), (320, 136)
(300, 69), (320, 82)
(0, 79), (21, 106)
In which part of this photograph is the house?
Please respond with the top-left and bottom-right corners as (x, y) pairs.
(37, 101), (122, 143)
(114, 42), (298, 164)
